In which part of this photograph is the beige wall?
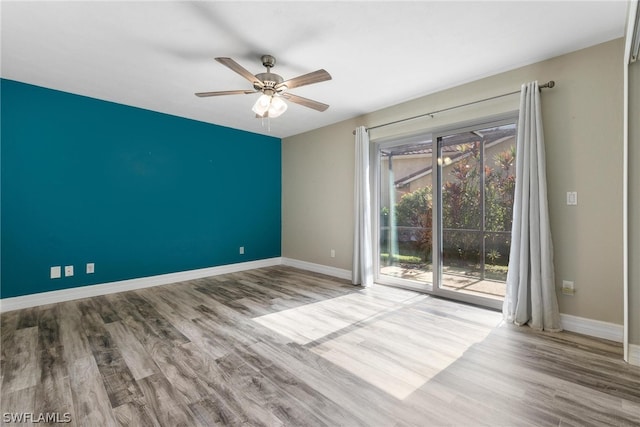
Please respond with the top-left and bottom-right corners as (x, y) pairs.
(282, 119), (359, 270)
(629, 57), (640, 344)
(283, 39), (625, 325)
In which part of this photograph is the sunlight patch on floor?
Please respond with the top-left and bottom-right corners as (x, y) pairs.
(252, 286), (425, 345)
(252, 285), (501, 400)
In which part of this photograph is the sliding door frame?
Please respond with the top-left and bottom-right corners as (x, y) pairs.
(372, 112), (518, 309)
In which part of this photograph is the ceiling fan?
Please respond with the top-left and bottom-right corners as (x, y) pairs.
(195, 55), (332, 118)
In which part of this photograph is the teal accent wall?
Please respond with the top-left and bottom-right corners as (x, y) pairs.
(1, 79), (281, 298)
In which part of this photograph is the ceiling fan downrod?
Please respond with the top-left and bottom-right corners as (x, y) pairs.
(255, 55), (285, 93)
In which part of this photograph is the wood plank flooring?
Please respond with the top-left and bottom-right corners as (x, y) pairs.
(1, 266), (639, 426)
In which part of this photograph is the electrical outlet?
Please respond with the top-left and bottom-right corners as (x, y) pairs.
(239, 246), (245, 255)
(562, 280), (575, 295)
(330, 249), (336, 258)
(86, 263), (95, 274)
(566, 192), (578, 205)
(64, 265), (74, 277)
(50, 266), (61, 279)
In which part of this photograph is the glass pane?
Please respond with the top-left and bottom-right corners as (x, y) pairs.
(379, 140), (433, 285)
(441, 136), (483, 285)
(438, 124), (516, 300)
(484, 128), (516, 284)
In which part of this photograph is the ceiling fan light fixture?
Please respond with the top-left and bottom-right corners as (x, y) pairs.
(252, 93), (288, 118)
(252, 93), (272, 116)
(268, 95), (287, 118)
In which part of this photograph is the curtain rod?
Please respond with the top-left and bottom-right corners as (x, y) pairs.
(353, 80), (555, 135)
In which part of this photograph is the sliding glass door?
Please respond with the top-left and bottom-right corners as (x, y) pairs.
(374, 117), (517, 308)
(376, 136), (434, 291)
(436, 122), (516, 308)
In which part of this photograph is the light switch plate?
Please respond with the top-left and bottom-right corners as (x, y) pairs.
(50, 266), (61, 279)
(562, 280), (575, 295)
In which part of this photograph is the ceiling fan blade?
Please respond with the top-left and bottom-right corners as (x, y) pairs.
(215, 57), (264, 88)
(195, 90), (257, 97)
(277, 69), (331, 90)
(282, 93), (329, 112)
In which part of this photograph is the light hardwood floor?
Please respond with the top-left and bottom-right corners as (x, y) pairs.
(1, 266), (639, 426)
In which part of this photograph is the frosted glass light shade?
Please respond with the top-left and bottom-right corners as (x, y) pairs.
(268, 96), (287, 118)
(252, 94), (271, 116)
(252, 94), (288, 118)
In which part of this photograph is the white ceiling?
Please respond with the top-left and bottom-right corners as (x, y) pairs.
(1, 1), (629, 138)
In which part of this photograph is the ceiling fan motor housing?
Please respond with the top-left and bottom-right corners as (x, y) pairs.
(255, 55), (286, 94)
(254, 72), (285, 94)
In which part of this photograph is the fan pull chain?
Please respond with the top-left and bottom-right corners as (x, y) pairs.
(260, 116), (272, 132)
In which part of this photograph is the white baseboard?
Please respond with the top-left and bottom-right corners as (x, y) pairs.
(0, 257), (347, 313)
(629, 344), (640, 366)
(560, 313), (623, 343)
(281, 257), (352, 281)
(0, 258), (282, 313)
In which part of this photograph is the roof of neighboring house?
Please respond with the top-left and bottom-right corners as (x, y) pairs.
(382, 126), (516, 157)
(391, 130), (516, 187)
